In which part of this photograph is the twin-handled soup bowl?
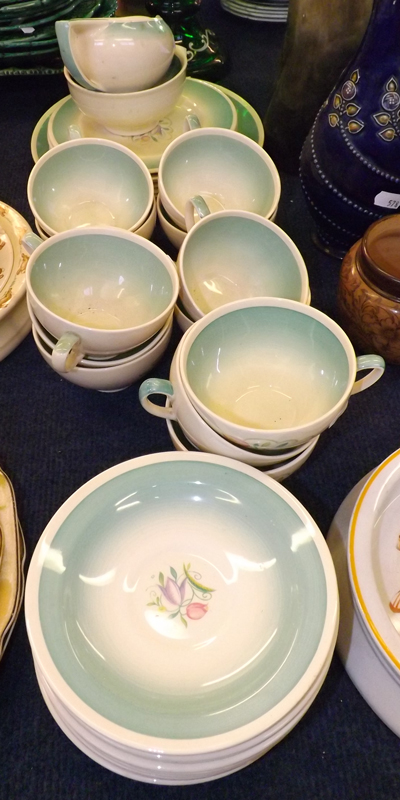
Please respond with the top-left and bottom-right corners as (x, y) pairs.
(151, 298), (385, 452)
(24, 228), (179, 371)
(56, 16), (175, 93)
(27, 139), (154, 237)
(158, 127), (281, 231)
(177, 211), (310, 321)
(64, 44), (187, 136)
(139, 340), (319, 466)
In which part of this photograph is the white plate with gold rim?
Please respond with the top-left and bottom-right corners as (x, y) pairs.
(0, 202), (31, 316)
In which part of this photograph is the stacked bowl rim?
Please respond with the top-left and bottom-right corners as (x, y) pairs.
(25, 451), (339, 758)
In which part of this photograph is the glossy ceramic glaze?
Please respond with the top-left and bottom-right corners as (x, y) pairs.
(25, 227), (179, 356)
(177, 298), (385, 450)
(64, 46), (187, 136)
(31, 314), (172, 391)
(177, 211), (309, 320)
(300, 0), (400, 256)
(25, 452), (338, 752)
(56, 16), (174, 93)
(327, 471), (400, 737)
(338, 214), (400, 363)
(348, 449), (400, 679)
(139, 341), (318, 466)
(158, 128), (281, 231)
(27, 139), (154, 236)
(0, 203), (32, 359)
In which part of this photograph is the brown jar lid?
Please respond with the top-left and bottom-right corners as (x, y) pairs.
(357, 214), (400, 300)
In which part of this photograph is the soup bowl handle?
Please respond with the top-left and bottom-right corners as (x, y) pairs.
(351, 354), (385, 395)
(139, 378), (176, 419)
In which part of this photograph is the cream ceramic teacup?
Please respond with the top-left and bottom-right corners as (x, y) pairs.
(139, 337), (319, 466)
(24, 228), (179, 371)
(27, 139), (154, 237)
(174, 298), (385, 451)
(157, 127), (281, 231)
(64, 44), (187, 136)
(177, 210), (310, 321)
(156, 194), (186, 251)
(56, 16), (175, 94)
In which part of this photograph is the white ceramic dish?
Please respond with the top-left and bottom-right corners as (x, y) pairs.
(35, 200), (157, 242)
(348, 449), (400, 678)
(0, 203), (32, 360)
(157, 194), (186, 250)
(327, 467), (400, 738)
(46, 78), (240, 171)
(25, 452), (338, 764)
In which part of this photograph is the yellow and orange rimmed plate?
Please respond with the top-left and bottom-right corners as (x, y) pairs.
(0, 469), (26, 658)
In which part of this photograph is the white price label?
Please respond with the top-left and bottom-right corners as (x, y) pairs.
(374, 191), (400, 210)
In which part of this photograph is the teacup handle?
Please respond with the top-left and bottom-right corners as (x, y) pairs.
(351, 354), (385, 394)
(22, 232), (43, 254)
(52, 332), (85, 373)
(139, 378), (176, 419)
(185, 195), (211, 231)
(183, 114), (201, 132)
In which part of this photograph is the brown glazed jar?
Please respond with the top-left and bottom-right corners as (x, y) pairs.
(338, 214), (400, 364)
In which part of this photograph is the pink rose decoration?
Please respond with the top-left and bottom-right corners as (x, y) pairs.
(186, 602), (208, 620)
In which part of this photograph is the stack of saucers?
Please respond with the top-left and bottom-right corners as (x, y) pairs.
(0, 0), (116, 72)
(328, 449), (400, 738)
(25, 451), (339, 784)
(220, 0), (288, 22)
(139, 298), (385, 479)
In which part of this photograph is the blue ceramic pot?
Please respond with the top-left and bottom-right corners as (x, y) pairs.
(300, 0), (400, 257)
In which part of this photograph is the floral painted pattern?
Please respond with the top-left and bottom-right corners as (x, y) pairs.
(147, 564), (214, 628)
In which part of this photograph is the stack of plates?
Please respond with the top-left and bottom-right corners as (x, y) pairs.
(26, 452), (339, 784)
(0, 0), (116, 72)
(0, 202), (32, 362)
(327, 449), (400, 738)
(220, 0), (288, 22)
(0, 468), (26, 659)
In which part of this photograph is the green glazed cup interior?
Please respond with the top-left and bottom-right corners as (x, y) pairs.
(181, 215), (305, 314)
(29, 233), (174, 329)
(185, 306), (350, 430)
(38, 458), (327, 740)
(162, 134), (277, 218)
(31, 144), (151, 231)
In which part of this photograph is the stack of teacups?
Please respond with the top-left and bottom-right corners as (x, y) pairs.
(157, 126), (281, 248)
(27, 139), (156, 241)
(25, 451), (340, 784)
(139, 298), (385, 477)
(55, 16), (187, 139)
(24, 227), (179, 392)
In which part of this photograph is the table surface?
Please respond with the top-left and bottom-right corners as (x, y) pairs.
(1, 2), (400, 798)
